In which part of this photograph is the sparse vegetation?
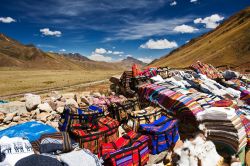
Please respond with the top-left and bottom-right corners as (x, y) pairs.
(0, 69), (121, 96)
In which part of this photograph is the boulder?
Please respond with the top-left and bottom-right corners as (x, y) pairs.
(50, 122), (59, 129)
(62, 93), (77, 100)
(0, 101), (27, 114)
(56, 101), (65, 108)
(80, 96), (90, 105)
(49, 91), (62, 101)
(93, 92), (102, 97)
(3, 112), (17, 123)
(25, 94), (41, 111)
(65, 98), (78, 108)
(0, 112), (4, 122)
(56, 107), (64, 114)
(8, 122), (17, 127)
(38, 103), (53, 113)
(13, 116), (21, 122)
(47, 100), (57, 111)
(36, 112), (50, 122)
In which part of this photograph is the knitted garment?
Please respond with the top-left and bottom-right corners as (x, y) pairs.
(0, 136), (34, 166)
(15, 154), (63, 166)
(197, 107), (247, 152)
(60, 149), (102, 166)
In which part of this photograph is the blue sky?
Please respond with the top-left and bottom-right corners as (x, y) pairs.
(0, 0), (249, 63)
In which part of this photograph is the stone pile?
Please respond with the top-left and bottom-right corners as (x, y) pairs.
(0, 91), (94, 130)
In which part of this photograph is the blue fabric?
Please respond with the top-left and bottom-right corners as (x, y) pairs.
(0, 121), (57, 142)
(140, 116), (179, 154)
(59, 107), (70, 132)
(88, 105), (103, 113)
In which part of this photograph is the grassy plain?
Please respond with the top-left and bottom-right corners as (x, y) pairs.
(0, 69), (121, 96)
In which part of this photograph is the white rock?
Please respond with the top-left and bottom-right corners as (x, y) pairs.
(25, 93), (41, 111)
(56, 107), (64, 114)
(49, 91), (62, 101)
(36, 112), (50, 122)
(13, 116), (21, 122)
(62, 93), (76, 100)
(50, 122), (59, 129)
(3, 112), (17, 122)
(80, 96), (90, 105)
(65, 98), (78, 108)
(56, 101), (65, 108)
(0, 112), (4, 122)
(8, 122), (17, 127)
(47, 100), (57, 111)
(93, 92), (101, 97)
(0, 101), (27, 114)
(38, 103), (53, 113)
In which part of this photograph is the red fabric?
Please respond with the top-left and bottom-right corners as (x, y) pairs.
(212, 100), (234, 107)
(99, 131), (150, 166)
(132, 64), (141, 77)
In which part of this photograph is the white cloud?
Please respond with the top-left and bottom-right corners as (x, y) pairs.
(140, 39), (178, 49)
(107, 50), (113, 54)
(87, 53), (112, 62)
(190, 0), (198, 3)
(138, 57), (153, 64)
(59, 49), (66, 52)
(94, 48), (107, 54)
(104, 16), (194, 41)
(0, 17), (16, 23)
(40, 28), (62, 37)
(170, 1), (177, 6)
(113, 51), (124, 55)
(173, 24), (198, 33)
(194, 14), (224, 29)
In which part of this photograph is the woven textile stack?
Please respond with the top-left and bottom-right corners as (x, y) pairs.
(197, 107), (247, 153)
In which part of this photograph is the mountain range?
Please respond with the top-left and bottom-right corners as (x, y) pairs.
(0, 34), (146, 70)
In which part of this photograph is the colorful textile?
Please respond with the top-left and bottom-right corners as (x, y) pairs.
(127, 107), (162, 131)
(212, 100), (234, 107)
(31, 132), (72, 154)
(132, 64), (141, 77)
(59, 106), (104, 132)
(197, 107), (247, 153)
(99, 131), (150, 166)
(70, 117), (119, 154)
(140, 116), (179, 154)
(108, 100), (139, 122)
(138, 68), (157, 78)
(236, 108), (250, 148)
(190, 61), (223, 80)
(240, 90), (250, 105)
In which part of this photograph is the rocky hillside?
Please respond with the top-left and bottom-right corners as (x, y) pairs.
(150, 7), (250, 73)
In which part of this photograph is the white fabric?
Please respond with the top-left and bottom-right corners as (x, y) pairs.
(60, 149), (101, 166)
(0, 136), (34, 166)
(196, 107), (236, 121)
(150, 75), (164, 83)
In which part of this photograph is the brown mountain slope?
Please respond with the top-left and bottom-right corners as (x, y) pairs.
(150, 7), (250, 73)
